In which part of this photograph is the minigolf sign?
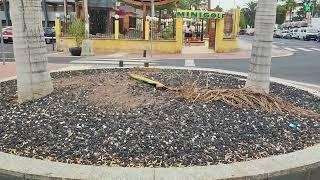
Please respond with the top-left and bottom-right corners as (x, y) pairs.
(176, 10), (225, 19)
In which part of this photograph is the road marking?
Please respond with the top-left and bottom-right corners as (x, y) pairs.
(185, 59), (195, 67)
(310, 48), (320, 52)
(283, 47), (298, 52)
(296, 48), (313, 52)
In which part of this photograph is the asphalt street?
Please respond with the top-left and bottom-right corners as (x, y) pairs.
(195, 36), (320, 85)
(1, 36), (320, 85)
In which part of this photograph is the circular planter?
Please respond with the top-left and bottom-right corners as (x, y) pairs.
(69, 47), (82, 56)
(0, 67), (319, 180)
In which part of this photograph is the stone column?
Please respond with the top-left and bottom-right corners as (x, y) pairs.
(55, 17), (62, 52)
(115, 16), (120, 40)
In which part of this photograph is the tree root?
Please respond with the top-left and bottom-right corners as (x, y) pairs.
(178, 84), (320, 119)
(129, 74), (320, 119)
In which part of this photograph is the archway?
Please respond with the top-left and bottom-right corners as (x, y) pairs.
(176, 10), (225, 53)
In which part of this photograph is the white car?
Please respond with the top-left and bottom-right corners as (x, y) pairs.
(291, 28), (299, 39)
(273, 29), (282, 38)
(281, 30), (290, 39)
(298, 28), (318, 41)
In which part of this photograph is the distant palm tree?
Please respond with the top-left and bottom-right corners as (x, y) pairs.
(10, 0), (53, 102)
(177, 0), (202, 10)
(245, 0), (277, 93)
(241, 1), (257, 28)
(213, 5), (223, 12)
(285, 0), (297, 21)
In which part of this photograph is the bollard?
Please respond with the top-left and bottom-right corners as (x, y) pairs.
(143, 50), (147, 58)
(119, 60), (124, 67)
(52, 36), (55, 51)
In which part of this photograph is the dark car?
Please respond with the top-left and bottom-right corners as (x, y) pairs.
(318, 32), (320, 42)
(44, 27), (56, 44)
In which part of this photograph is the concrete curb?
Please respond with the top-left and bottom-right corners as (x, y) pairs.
(0, 66), (319, 180)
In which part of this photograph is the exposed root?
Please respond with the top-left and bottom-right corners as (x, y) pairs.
(178, 84), (320, 119)
(128, 73), (320, 119)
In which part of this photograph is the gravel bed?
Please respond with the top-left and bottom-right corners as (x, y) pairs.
(0, 68), (319, 167)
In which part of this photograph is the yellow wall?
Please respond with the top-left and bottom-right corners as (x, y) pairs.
(215, 18), (239, 53)
(61, 38), (182, 54)
(57, 11), (239, 54)
(175, 17), (184, 53)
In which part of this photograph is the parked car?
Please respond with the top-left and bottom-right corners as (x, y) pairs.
(246, 28), (255, 36)
(2, 26), (13, 44)
(1, 27), (56, 44)
(273, 29), (282, 38)
(291, 28), (299, 39)
(298, 28), (318, 41)
(44, 27), (56, 44)
(281, 30), (290, 39)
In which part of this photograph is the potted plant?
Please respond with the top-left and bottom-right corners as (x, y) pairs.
(67, 19), (85, 56)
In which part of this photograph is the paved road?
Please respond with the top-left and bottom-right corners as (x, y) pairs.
(0, 43), (56, 60)
(194, 36), (320, 85)
(2, 36), (320, 85)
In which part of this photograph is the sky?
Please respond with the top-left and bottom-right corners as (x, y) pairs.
(211, 0), (253, 10)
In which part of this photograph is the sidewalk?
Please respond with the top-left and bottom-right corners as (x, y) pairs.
(47, 39), (293, 60)
(0, 63), (68, 80)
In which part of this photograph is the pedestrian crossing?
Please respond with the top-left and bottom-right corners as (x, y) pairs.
(282, 47), (320, 52)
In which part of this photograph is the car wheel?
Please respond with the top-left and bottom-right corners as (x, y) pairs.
(3, 39), (8, 44)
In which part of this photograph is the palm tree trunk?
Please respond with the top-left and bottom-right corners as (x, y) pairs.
(158, 10), (162, 33)
(245, 0), (277, 93)
(75, 0), (79, 18)
(10, 0), (53, 103)
(42, 0), (49, 27)
(3, 0), (10, 26)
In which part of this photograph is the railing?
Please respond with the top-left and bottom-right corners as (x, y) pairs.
(90, 31), (115, 39)
(119, 28), (143, 40)
(150, 19), (176, 40)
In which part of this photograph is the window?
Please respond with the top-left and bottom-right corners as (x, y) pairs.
(129, 16), (137, 29)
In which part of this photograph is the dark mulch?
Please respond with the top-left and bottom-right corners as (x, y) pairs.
(0, 69), (319, 167)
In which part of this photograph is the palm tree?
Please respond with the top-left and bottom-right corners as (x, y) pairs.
(285, 0), (297, 21)
(213, 5), (223, 12)
(245, 0), (277, 93)
(10, 0), (53, 102)
(241, 1), (257, 28)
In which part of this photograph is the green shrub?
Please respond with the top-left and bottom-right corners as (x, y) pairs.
(67, 19), (85, 47)
(162, 28), (173, 40)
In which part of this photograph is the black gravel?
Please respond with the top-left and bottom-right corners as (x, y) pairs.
(0, 69), (319, 167)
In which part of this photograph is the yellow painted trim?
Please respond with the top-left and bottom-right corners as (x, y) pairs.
(115, 20), (119, 40)
(215, 18), (239, 53)
(62, 38), (182, 54)
(145, 19), (150, 41)
(55, 18), (62, 51)
(176, 17), (183, 51)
